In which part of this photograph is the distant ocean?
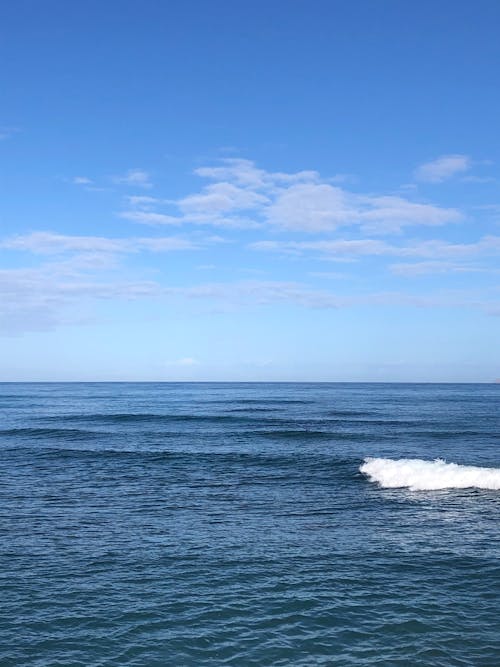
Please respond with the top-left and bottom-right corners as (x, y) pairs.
(1, 382), (500, 666)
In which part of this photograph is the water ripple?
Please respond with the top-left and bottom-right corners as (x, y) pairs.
(1, 382), (499, 665)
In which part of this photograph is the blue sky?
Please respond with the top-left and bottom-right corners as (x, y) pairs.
(1, 0), (500, 381)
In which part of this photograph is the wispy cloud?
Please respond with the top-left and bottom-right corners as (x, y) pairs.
(460, 175), (496, 184)
(168, 280), (347, 309)
(251, 238), (391, 257)
(0, 126), (19, 141)
(194, 158), (269, 188)
(112, 169), (153, 188)
(126, 195), (167, 208)
(2, 251), (497, 336)
(118, 210), (181, 225)
(250, 235), (500, 261)
(1, 231), (197, 255)
(0, 267), (348, 335)
(388, 260), (500, 276)
(309, 271), (352, 280)
(72, 176), (93, 185)
(414, 154), (471, 183)
(0, 227), (198, 335)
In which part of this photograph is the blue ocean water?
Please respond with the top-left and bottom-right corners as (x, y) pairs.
(1, 382), (500, 666)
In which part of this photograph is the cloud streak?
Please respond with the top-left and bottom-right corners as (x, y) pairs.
(414, 155), (471, 183)
(1, 253), (496, 336)
(2, 231), (197, 255)
(0, 126), (19, 141)
(112, 169), (153, 188)
(250, 235), (500, 262)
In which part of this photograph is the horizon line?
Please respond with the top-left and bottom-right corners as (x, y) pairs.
(0, 380), (497, 385)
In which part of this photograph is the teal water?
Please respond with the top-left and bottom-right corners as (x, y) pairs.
(1, 382), (499, 666)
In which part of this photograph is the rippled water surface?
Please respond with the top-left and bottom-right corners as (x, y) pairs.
(1, 382), (500, 666)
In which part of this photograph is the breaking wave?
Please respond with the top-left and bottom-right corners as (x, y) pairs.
(360, 457), (500, 491)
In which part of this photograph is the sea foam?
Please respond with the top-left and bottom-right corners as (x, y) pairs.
(360, 457), (500, 491)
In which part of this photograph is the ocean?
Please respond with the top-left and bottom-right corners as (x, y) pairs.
(1, 382), (499, 666)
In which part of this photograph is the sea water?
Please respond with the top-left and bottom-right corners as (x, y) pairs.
(1, 382), (499, 666)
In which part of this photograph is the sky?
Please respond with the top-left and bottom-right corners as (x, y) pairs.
(1, 0), (500, 381)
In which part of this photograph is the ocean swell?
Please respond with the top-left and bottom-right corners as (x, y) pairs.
(360, 457), (500, 491)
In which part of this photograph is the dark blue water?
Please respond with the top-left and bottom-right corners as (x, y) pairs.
(1, 383), (500, 666)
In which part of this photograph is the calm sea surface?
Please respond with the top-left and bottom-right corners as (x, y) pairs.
(1, 382), (499, 666)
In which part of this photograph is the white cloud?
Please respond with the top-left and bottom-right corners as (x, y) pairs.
(0, 265), (350, 335)
(118, 211), (181, 225)
(357, 195), (461, 231)
(264, 185), (461, 233)
(163, 281), (498, 315)
(178, 182), (268, 218)
(414, 155), (470, 183)
(400, 236), (500, 259)
(250, 238), (391, 257)
(271, 170), (321, 184)
(461, 175), (496, 184)
(309, 271), (351, 280)
(171, 280), (347, 309)
(126, 195), (166, 208)
(265, 183), (354, 231)
(115, 158), (460, 233)
(0, 261), (164, 335)
(72, 176), (93, 185)
(390, 261), (478, 276)
(4, 155), (499, 337)
(250, 235), (500, 261)
(1, 253), (497, 336)
(112, 169), (152, 188)
(120, 207), (260, 229)
(1, 231), (197, 255)
(389, 260), (500, 276)
(195, 158), (321, 189)
(194, 158), (267, 188)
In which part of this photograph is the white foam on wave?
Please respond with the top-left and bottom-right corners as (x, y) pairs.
(360, 457), (500, 491)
